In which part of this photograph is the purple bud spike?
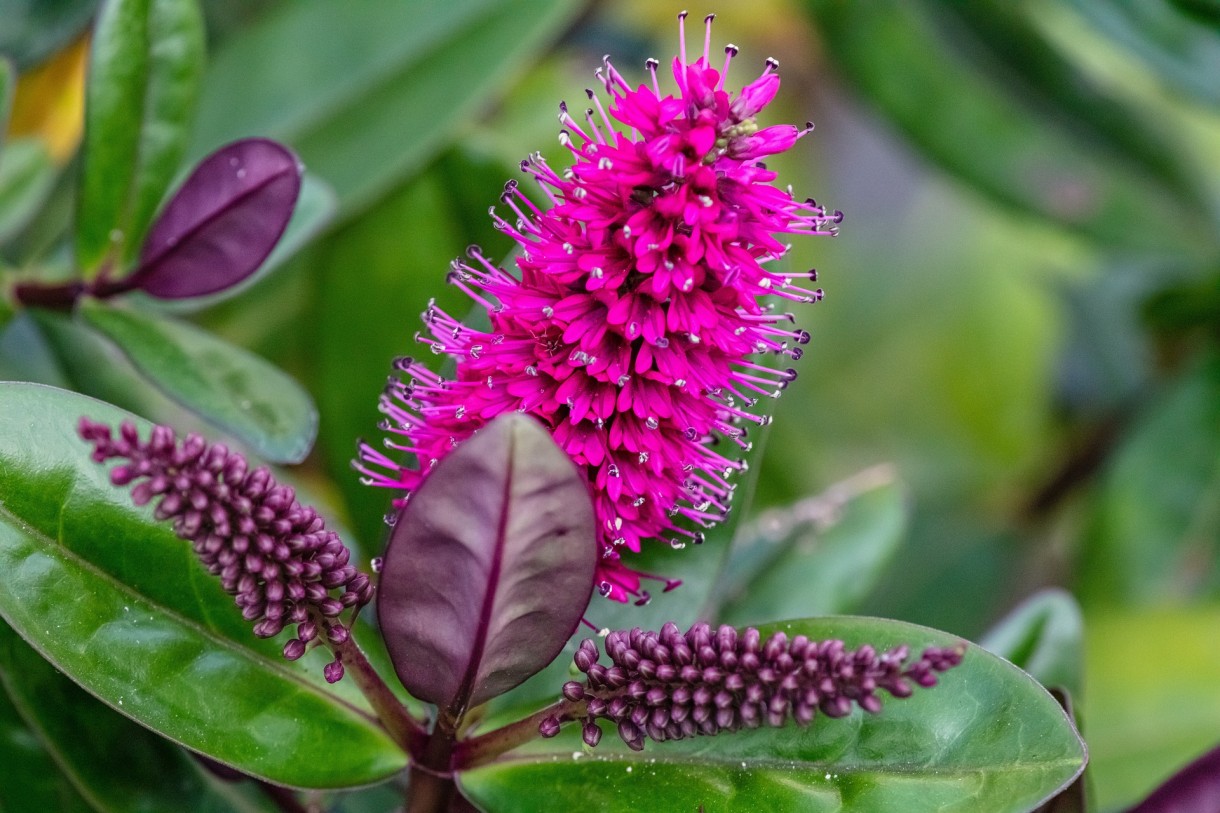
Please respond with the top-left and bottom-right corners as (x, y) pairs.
(554, 621), (965, 750)
(80, 418), (374, 680)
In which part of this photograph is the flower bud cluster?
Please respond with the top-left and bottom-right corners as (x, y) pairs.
(542, 622), (964, 750)
(79, 419), (374, 682)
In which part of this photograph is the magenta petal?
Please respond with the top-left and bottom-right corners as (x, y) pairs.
(132, 138), (301, 299)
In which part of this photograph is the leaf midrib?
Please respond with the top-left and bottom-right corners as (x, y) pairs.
(479, 750), (1086, 777)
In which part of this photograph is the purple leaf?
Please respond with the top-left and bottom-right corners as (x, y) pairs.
(1128, 743), (1220, 813)
(378, 414), (596, 715)
(131, 138), (301, 299)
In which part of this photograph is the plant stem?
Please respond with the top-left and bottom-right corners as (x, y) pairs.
(331, 633), (429, 755)
(452, 699), (581, 770)
(10, 280), (86, 310)
(403, 708), (463, 813)
(405, 765), (456, 813)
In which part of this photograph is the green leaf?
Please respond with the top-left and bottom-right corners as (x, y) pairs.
(76, 0), (205, 273)
(0, 138), (58, 244)
(0, 0), (99, 70)
(460, 617), (1085, 813)
(980, 589), (1085, 698)
(1084, 606), (1220, 810)
(1142, 269), (1220, 338)
(715, 466), (907, 625)
(804, 0), (1211, 253)
(78, 298), (318, 464)
(0, 674), (94, 813)
(0, 621), (282, 812)
(930, 1), (1207, 209)
(30, 307), (204, 429)
(1069, 0), (1220, 108)
(0, 382), (406, 787)
(0, 57), (13, 150)
(1082, 352), (1220, 604)
(188, 0), (582, 217)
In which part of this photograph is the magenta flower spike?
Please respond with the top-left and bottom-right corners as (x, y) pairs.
(355, 13), (839, 602)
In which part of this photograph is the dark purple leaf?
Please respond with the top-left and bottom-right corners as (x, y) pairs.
(1128, 743), (1220, 813)
(378, 414), (596, 715)
(131, 138), (301, 299)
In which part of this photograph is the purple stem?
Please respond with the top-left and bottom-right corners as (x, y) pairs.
(452, 700), (582, 771)
(331, 632), (429, 756)
(12, 275), (140, 310)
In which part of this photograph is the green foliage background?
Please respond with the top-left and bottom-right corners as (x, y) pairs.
(2, 0), (1219, 810)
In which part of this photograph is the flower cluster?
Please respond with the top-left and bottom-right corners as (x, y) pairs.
(79, 419), (374, 682)
(541, 622), (965, 751)
(354, 13), (839, 603)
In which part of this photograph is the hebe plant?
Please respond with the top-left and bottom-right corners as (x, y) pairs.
(0, 2), (1163, 811)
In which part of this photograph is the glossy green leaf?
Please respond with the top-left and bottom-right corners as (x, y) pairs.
(981, 589), (1084, 698)
(1070, 0), (1220, 107)
(0, 382), (405, 787)
(78, 298), (318, 463)
(0, 621), (282, 812)
(0, 0), (99, 70)
(0, 138), (57, 244)
(30, 307), (204, 430)
(1085, 606), (1220, 810)
(1031, 691), (1087, 813)
(804, 0), (1210, 253)
(0, 674), (94, 813)
(76, 0), (205, 273)
(1082, 352), (1220, 605)
(461, 617), (1085, 813)
(188, 0), (582, 217)
(716, 466), (907, 626)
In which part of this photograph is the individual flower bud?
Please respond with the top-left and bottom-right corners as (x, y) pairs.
(539, 716), (563, 738)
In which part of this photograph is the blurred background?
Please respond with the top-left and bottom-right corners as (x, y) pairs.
(3, 0), (1219, 809)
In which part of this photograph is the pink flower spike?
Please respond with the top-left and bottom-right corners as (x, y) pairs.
(356, 16), (839, 602)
